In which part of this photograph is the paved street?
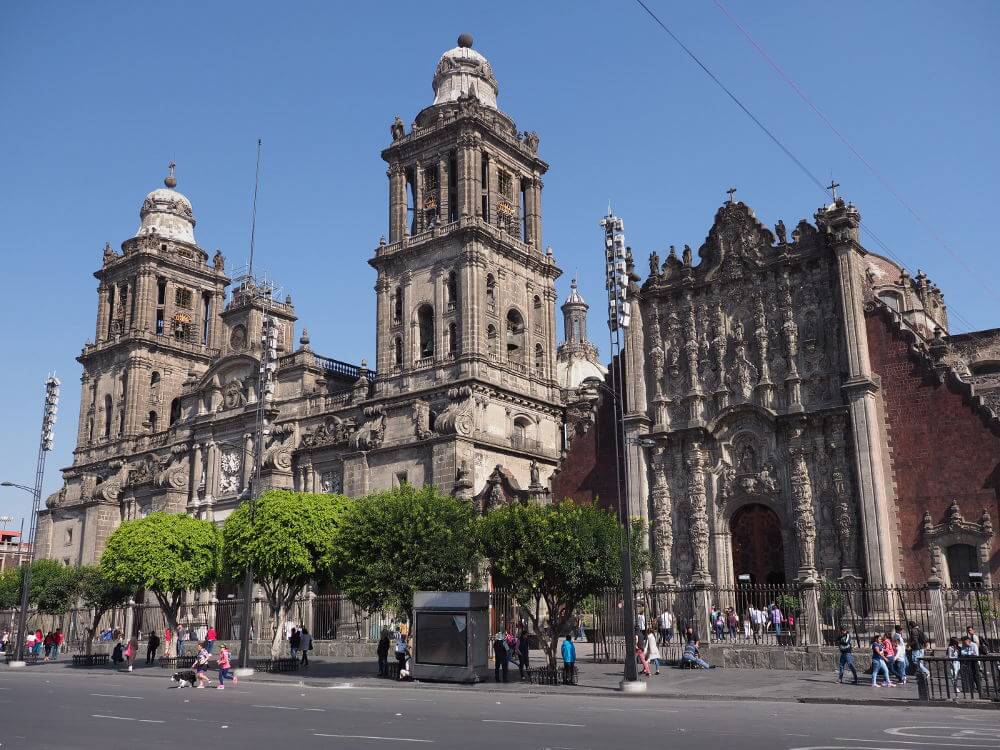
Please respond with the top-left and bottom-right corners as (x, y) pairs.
(1, 666), (996, 750)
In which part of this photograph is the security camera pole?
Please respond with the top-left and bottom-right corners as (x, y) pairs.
(8, 375), (60, 667)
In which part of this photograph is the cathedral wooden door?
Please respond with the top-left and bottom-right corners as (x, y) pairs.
(730, 504), (786, 585)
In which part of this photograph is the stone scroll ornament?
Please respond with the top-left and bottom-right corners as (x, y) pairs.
(685, 440), (710, 581)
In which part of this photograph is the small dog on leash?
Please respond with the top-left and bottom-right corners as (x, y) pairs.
(171, 669), (198, 688)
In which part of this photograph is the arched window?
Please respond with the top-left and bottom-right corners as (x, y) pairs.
(533, 294), (541, 310)
(169, 397), (182, 426)
(87, 418), (94, 442)
(511, 416), (532, 450)
(148, 411), (158, 432)
(447, 271), (458, 309)
(878, 291), (902, 312)
(506, 309), (525, 360)
(487, 325), (498, 357)
(417, 304), (434, 358)
(534, 343), (544, 376)
(150, 371), (161, 402)
(448, 322), (457, 354)
(393, 286), (403, 323)
(103, 395), (113, 437)
(393, 336), (403, 367)
(486, 274), (496, 311)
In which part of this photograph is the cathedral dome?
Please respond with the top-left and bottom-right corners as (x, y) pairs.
(135, 164), (196, 245)
(432, 34), (498, 109)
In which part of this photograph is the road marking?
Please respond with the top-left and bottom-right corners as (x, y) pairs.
(482, 720), (585, 728)
(837, 739), (998, 748)
(92, 714), (164, 724)
(575, 706), (676, 713)
(90, 693), (144, 699)
(304, 708), (326, 712)
(252, 704), (299, 710)
(314, 733), (433, 743)
(400, 698), (434, 703)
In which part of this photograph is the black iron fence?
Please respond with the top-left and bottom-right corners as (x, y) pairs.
(920, 655), (1000, 702)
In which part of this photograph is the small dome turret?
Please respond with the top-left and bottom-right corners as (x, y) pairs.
(432, 34), (499, 109)
(135, 162), (196, 245)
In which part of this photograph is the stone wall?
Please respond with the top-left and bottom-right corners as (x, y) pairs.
(866, 311), (1000, 582)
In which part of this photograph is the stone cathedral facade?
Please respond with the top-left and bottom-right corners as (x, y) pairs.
(36, 36), (1000, 591)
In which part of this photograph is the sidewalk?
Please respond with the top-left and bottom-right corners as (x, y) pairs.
(8, 653), (939, 708)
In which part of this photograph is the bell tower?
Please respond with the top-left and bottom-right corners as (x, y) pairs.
(75, 166), (230, 458)
(363, 34), (563, 497)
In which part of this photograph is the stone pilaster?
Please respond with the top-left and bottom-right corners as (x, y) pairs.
(787, 419), (817, 582)
(438, 156), (449, 223)
(650, 446), (674, 584)
(686, 439), (710, 584)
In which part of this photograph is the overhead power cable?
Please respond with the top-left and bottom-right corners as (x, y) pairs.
(631, 0), (981, 331)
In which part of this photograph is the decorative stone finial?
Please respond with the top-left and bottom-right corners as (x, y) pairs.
(165, 161), (177, 189)
(457, 33), (473, 48)
(299, 328), (311, 350)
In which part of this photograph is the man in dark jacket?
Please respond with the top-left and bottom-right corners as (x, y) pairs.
(493, 633), (509, 683)
(146, 631), (161, 665)
(517, 628), (530, 681)
(836, 626), (858, 684)
(377, 630), (391, 676)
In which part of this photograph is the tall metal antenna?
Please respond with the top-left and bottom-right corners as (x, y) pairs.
(247, 138), (263, 280)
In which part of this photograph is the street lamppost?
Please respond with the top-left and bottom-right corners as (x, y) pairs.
(596, 210), (646, 693)
(3, 374), (60, 668)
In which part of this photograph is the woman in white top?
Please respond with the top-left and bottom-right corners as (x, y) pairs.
(644, 629), (662, 675)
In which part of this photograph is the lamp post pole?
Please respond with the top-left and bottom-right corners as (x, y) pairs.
(5, 375), (60, 668)
(599, 211), (645, 693)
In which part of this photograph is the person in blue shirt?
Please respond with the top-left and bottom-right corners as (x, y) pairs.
(561, 634), (577, 684)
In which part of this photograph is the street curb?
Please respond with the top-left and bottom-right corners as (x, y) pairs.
(798, 696), (1000, 711)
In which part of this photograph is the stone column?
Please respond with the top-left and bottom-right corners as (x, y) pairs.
(412, 161), (423, 234)
(203, 441), (218, 503)
(208, 291), (223, 350)
(123, 359), (145, 436)
(926, 576), (946, 648)
(483, 154), (493, 225)
(388, 163), (406, 242)
(375, 275), (391, 377)
(650, 447), (674, 584)
(95, 284), (109, 343)
(834, 241), (896, 585)
(686, 439), (710, 584)
(241, 433), (254, 492)
(188, 442), (203, 509)
(798, 579), (823, 647)
(438, 156), (449, 224)
(788, 420), (818, 582)
(456, 134), (473, 219)
(401, 273), (412, 369)
(432, 268), (444, 362)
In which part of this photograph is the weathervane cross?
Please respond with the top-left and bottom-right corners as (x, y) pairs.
(726, 187), (737, 204)
(827, 179), (840, 200)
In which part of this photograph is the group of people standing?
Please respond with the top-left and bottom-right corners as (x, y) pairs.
(0, 628), (64, 660)
(288, 625), (313, 665)
(492, 624), (532, 682)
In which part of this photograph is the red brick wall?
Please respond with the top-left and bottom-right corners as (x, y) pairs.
(866, 311), (1000, 581)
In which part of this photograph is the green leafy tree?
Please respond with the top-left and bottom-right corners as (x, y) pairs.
(33, 560), (83, 615)
(329, 484), (479, 619)
(77, 565), (133, 655)
(222, 490), (350, 658)
(101, 512), (220, 656)
(479, 501), (625, 668)
(0, 568), (19, 610)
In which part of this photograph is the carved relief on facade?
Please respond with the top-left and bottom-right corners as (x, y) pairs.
(786, 419), (817, 580)
(649, 445), (674, 582)
(685, 439), (710, 582)
(219, 448), (242, 494)
(922, 502), (994, 585)
(301, 415), (355, 448)
(412, 398), (433, 440)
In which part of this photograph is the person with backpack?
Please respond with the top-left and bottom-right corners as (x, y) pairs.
(493, 632), (509, 683)
(394, 633), (410, 679)
(561, 633), (577, 684)
(836, 625), (858, 684)
(907, 620), (930, 679)
(216, 643), (237, 689)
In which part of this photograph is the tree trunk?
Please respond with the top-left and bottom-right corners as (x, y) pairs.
(269, 600), (287, 660)
(153, 592), (180, 658)
(83, 606), (107, 656)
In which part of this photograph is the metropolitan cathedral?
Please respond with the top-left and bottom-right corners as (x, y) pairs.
(36, 36), (1000, 591)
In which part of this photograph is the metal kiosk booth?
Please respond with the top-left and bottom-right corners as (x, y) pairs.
(411, 591), (489, 683)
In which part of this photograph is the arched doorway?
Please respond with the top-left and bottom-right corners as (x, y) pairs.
(731, 503), (786, 584)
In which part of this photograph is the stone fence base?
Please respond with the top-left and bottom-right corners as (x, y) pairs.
(703, 644), (873, 672)
(70, 639), (378, 659)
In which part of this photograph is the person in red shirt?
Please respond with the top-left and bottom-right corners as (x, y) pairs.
(53, 628), (64, 660)
(205, 626), (216, 654)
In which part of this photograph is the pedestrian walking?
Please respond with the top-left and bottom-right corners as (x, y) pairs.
(43, 632), (54, 661)
(946, 637), (961, 692)
(493, 632), (509, 683)
(164, 627), (172, 658)
(870, 635), (893, 688)
(635, 608), (646, 635)
(960, 635), (981, 694)
(394, 632), (409, 675)
(289, 627), (301, 659)
(517, 627), (530, 680)
(907, 620), (930, 679)
(125, 636), (138, 672)
(561, 634), (576, 684)
(111, 639), (124, 669)
(657, 609), (673, 646)
(377, 629), (391, 677)
(644, 628), (662, 675)
(891, 625), (908, 684)
(194, 642), (212, 688)
(709, 606), (722, 642)
(216, 643), (237, 689)
(146, 630), (160, 664)
(299, 628), (312, 666)
(205, 626), (216, 654)
(836, 626), (858, 684)
(770, 604), (784, 637)
(33, 629), (44, 659)
(726, 608), (739, 641)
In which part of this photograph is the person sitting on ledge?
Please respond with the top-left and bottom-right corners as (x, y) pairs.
(681, 639), (711, 669)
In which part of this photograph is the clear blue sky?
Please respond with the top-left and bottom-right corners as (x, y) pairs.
(1, 1), (997, 526)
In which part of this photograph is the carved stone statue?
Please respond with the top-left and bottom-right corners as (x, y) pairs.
(682, 244), (693, 267)
(775, 219), (787, 245)
(213, 250), (225, 271)
(529, 460), (541, 488)
(523, 131), (539, 152)
(649, 251), (660, 278)
(390, 115), (405, 141)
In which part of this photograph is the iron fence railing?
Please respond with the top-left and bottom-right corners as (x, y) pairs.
(920, 655), (1000, 702)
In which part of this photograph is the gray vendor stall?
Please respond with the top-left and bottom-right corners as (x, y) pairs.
(410, 591), (490, 683)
